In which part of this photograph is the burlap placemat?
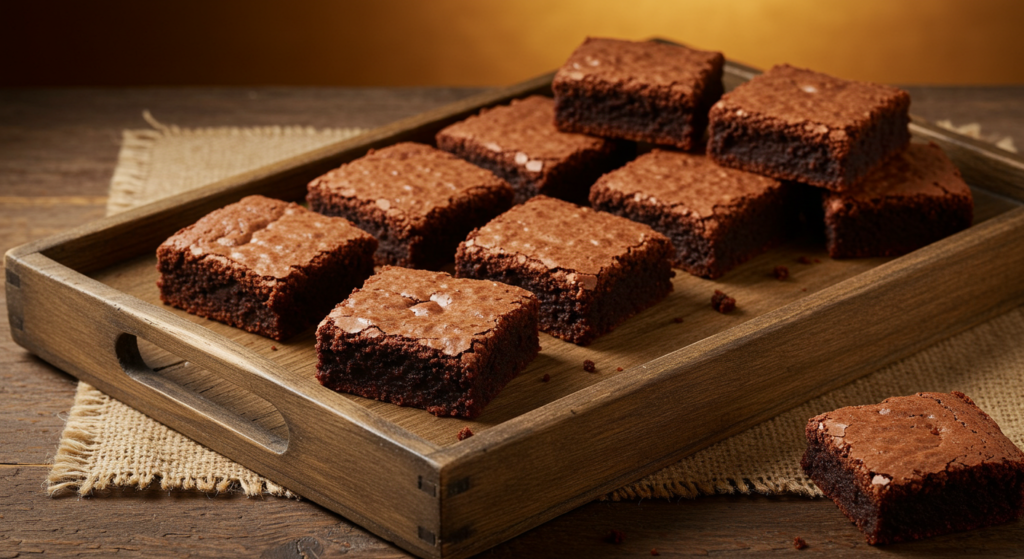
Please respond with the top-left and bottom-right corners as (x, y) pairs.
(48, 116), (1023, 501)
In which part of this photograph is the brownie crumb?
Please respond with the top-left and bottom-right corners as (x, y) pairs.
(583, 359), (597, 373)
(813, 258), (821, 263)
(542, 373), (551, 383)
(797, 256), (812, 264)
(801, 288), (807, 292)
(793, 536), (807, 550)
(672, 316), (685, 324)
(773, 266), (789, 281)
(270, 345), (277, 351)
(456, 427), (474, 441)
(711, 290), (736, 313)
(617, 366), (624, 372)
(604, 529), (625, 544)
(651, 549), (661, 556)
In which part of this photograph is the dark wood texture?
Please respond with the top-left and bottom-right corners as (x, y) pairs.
(3, 84), (1024, 558)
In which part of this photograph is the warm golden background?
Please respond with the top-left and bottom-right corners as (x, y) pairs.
(5, 0), (1023, 86)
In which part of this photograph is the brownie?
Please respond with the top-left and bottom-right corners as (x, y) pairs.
(801, 391), (1024, 545)
(307, 142), (514, 269)
(156, 195), (377, 341)
(455, 196), (673, 345)
(707, 64), (911, 190)
(435, 95), (633, 205)
(590, 150), (791, 278)
(315, 267), (539, 419)
(823, 142), (973, 258)
(553, 38), (724, 150)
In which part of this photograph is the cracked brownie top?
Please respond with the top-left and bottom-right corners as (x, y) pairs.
(809, 391), (1024, 490)
(160, 195), (372, 280)
(323, 266), (535, 356)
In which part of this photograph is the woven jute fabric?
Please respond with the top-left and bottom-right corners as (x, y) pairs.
(48, 116), (1024, 501)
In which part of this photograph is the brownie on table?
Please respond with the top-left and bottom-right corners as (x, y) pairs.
(590, 150), (791, 279)
(823, 142), (973, 258)
(708, 64), (910, 190)
(552, 37), (724, 151)
(156, 195), (377, 341)
(435, 95), (632, 205)
(307, 142), (514, 269)
(801, 391), (1024, 545)
(455, 196), (673, 345)
(315, 267), (539, 419)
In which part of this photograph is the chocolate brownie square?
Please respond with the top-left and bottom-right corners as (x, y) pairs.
(708, 64), (910, 190)
(823, 142), (973, 258)
(455, 196), (673, 345)
(552, 37), (725, 150)
(315, 267), (539, 419)
(307, 142), (514, 269)
(435, 95), (632, 205)
(590, 150), (791, 279)
(157, 195), (377, 341)
(801, 392), (1024, 544)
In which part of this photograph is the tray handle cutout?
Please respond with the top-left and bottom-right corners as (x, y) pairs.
(115, 333), (289, 455)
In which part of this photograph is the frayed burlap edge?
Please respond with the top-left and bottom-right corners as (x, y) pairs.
(47, 382), (107, 495)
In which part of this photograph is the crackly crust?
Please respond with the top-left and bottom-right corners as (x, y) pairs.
(314, 267), (539, 418)
(156, 195), (377, 340)
(454, 196), (673, 344)
(801, 392), (1024, 544)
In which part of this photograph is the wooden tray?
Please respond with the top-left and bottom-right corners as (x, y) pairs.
(7, 58), (1024, 559)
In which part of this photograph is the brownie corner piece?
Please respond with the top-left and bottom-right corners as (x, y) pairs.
(708, 64), (910, 190)
(434, 95), (632, 205)
(315, 267), (540, 419)
(306, 141), (513, 269)
(823, 142), (973, 258)
(156, 195), (377, 341)
(590, 149), (791, 279)
(801, 391), (1024, 545)
(455, 196), (673, 345)
(552, 37), (724, 150)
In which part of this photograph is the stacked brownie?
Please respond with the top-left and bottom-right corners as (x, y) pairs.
(707, 64), (910, 189)
(706, 63), (972, 258)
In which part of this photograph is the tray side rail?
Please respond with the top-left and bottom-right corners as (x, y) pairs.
(432, 203), (1024, 558)
(21, 74), (552, 276)
(4, 250), (449, 559)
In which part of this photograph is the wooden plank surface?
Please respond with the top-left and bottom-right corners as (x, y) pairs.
(3, 86), (1024, 558)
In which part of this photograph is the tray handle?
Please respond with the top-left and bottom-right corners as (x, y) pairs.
(113, 331), (289, 455)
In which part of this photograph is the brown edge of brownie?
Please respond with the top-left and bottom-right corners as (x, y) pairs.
(553, 55), (724, 151)
(315, 291), (540, 419)
(157, 232), (377, 341)
(454, 232), (674, 345)
(800, 392), (1024, 545)
(589, 178), (794, 279)
(435, 123), (635, 206)
(707, 95), (910, 190)
(824, 190), (973, 258)
(308, 183), (513, 270)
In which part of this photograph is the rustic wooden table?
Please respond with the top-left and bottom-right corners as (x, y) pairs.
(2, 86), (1023, 558)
